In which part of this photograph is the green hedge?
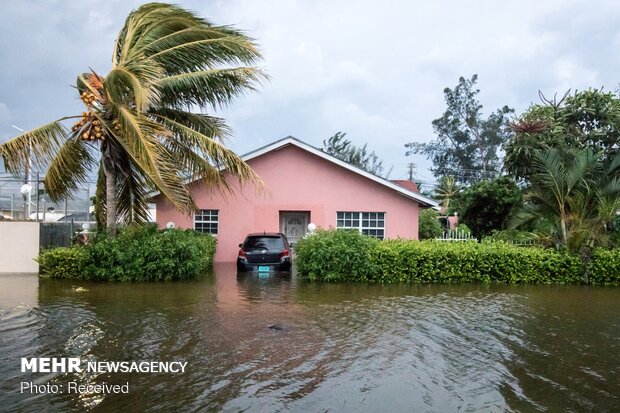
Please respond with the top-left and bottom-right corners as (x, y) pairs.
(295, 229), (379, 282)
(37, 246), (88, 279)
(295, 230), (620, 285)
(38, 225), (216, 281)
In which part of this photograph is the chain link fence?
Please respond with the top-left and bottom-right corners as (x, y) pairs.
(0, 173), (96, 225)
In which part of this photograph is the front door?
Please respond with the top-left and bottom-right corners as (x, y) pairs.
(280, 211), (310, 245)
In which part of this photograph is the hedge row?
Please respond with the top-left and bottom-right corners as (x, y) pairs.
(295, 229), (619, 285)
(38, 225), (216, 281)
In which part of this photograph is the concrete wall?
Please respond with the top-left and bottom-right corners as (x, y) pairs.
(0, 222), (40, 273)
(156, 144), (421, 262)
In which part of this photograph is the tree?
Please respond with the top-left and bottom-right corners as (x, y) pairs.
(323, 132), (392, 178)
(510, 149), (620, 259)
(433, 175), (461, 211)
(505, 89), (620, 181)
(418, 208), (443, 240)
(458, 176), (522, 239)
(406, 75), (514, 184)
(0, 3), (265, 236)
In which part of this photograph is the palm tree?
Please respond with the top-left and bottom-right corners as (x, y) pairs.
(0, 3), (265, 236)
(433, 175), (460, 211)
(510, 148), (620, 282)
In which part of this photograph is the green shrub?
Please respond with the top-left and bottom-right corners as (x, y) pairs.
(456, 223), (472, 234)
(418, 208), (443, 239)
(38, 247), (88, 279)
(590, 249), (620, 285)
(38, 225), (217, 281)
(295, 229), (620, 285)
(295, 229), (378, 282)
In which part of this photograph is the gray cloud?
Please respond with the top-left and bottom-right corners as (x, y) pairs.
(2, 0), (619, 184)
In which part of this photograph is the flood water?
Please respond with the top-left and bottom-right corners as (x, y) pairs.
(1, 265), (619, 412)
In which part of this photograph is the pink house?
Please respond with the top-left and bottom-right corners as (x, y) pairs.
(154, 137), (438, 262)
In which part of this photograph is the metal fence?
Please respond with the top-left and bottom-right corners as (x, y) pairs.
(0, 174), (95, 224)
(40, 222), (75, 249)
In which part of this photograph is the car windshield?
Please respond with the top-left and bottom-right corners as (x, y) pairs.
(243, 236), (285, 251)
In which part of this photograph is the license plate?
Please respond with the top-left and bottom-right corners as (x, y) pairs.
(258, 266), (270, 272)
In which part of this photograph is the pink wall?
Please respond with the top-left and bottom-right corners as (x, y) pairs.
(155, 144), (421, 262)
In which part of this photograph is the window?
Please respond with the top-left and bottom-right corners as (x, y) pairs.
(336, 211), (385, 239)
(194, 209), (218, 235)
(243, 236), (285, 251)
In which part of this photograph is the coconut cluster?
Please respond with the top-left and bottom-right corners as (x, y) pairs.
(71, 89), (112, 142)
(80, 91), (98, 106)
(72, 112), (106, 142)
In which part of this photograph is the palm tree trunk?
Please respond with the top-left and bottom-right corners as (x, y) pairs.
(581, 250), (591, 285)
(560, 212), (568, 247)
(102, 149), (117, 237)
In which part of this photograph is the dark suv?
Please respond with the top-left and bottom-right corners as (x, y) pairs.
(237, 233), (292, 272)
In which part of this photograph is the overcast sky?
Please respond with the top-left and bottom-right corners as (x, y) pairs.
(2, 0), (620, 186)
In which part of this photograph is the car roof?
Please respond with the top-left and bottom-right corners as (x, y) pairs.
(246, 232), (285, 237)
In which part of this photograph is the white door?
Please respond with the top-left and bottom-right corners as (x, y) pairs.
(280, 212), (310, 245)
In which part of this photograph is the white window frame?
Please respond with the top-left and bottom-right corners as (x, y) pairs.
(194, 209), (219, 235)
(336, 211), (385, 239)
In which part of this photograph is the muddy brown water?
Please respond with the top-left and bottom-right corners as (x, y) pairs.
(1, 264), (619, 412)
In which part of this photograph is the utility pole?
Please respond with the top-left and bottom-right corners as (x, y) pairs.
(12, 125), (31, 219)
(407, 162), (415, 181)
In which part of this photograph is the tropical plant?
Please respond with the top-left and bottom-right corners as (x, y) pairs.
(406, 75), (514, 184)
(505, 89), (620, 181)
(433, 175), (461, 211)
(510, 148), (620, 282)
(0, 3), (265, 235)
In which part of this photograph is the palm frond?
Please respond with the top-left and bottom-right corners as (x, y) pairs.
(607, 152), (620, 175)
(150, 108), (231, 141)
(148, 36), (262, 74)
(113, 3), (175, 65)
(162, 138), (228, 189)
(104, 64), (162, 111)
(157, 67), (266, 110)
(508, 202), (545, 230)
(152, 113), (263, 187)
(111, 106), (195, 213)
(0, 119), (73, 175)
(139, 26), (227, 55)
(115, 156), (152, 224)
(43, 140), (95, 202)
(115, 3), (261, 72)
(531, 149), (567, 205)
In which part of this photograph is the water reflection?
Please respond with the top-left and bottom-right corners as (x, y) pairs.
(0, 267), (619, 412)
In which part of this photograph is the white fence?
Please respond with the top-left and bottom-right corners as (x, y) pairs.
(434, 229), (541, 245)
(435, 229), (476, 242)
